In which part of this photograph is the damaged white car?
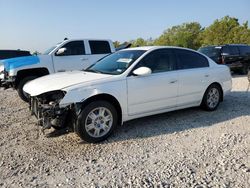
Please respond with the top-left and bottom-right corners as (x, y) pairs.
(23, 46), (232, 143)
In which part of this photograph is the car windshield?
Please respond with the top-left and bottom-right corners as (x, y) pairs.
(85, 50), (146, 75)
(198, 47), (221, 58)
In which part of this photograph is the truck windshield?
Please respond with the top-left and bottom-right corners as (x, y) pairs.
(44, 46), (57, 55)
(43, 41), (64, 55)
(85, 50), (146, 75)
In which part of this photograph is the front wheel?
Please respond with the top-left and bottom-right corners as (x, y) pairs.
(75, 101), (118, 143)
(17, 76), (37, 102)
(201, 84), (221, 111)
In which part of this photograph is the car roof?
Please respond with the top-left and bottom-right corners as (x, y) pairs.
(65, 39), (113, 42)
(121, 46), (197, 52)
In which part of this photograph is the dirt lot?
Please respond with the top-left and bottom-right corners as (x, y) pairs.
(0, 76), (249, 188)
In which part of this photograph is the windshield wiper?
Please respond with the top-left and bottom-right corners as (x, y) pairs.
(84, 69), (105, 74)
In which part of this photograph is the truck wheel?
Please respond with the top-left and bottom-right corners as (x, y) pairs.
(75, 100), (118, 143)
(17, 76), (37, 102)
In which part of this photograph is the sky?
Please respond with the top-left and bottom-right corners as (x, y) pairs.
(0, 0), (249, 53)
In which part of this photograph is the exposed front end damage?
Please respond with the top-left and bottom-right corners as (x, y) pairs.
(29, 90), (76, 131)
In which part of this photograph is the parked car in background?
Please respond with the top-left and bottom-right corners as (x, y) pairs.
(0, 50), (31, 60)
(198, 44), (250, 74)
(0, 39), (116, 101)
(23, 46), (232, 143)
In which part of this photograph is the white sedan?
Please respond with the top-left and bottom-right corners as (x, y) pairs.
(23, 46), (232, 143)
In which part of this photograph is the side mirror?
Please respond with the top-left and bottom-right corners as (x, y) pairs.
(56, 48), (67, 55)
(221, 52), (229, 56)
(133, 67), (152, 76)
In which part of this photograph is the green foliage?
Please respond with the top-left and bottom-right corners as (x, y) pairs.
(32, 51), (41, 55)
(113, 41), (121, 48)
(201, 16), (250, 46)
(154, 22), (203, 49)
(131, 38), (148, 47)
(119, 16), (250, 50)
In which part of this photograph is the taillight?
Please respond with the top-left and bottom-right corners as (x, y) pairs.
(219, 56), (225, 64)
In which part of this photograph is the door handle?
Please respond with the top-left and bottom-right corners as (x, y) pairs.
(81, 58), (88, 61)
(205, 74), (209, 77)
(169, 80), (178, 84)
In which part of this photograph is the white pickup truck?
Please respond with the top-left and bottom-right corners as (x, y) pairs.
(0, 39), (116, 101)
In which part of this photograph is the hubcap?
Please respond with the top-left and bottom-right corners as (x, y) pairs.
(207, 88), (220, 109)
(85, 107), (113, 138)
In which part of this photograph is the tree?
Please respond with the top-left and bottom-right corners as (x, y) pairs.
(32, 51), (41, 55)
(131, 38), (148, 47)
(113, 41), (121, 48)
(154, 22), (202, 49)
(201, 16), (250, 46)
(112, 16), (250, 50)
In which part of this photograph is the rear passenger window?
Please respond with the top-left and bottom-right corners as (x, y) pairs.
(175, 49), (209, 69)
(89, 41), (111, 54)
(239, 46), (250, 55)
(61, 41), (85, 56)
(230, 46), (239, 55)
(222, 46), (230, 54)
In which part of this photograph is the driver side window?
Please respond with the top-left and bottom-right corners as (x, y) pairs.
(59, 41), (85, 56)
(135, 49), (177, 73)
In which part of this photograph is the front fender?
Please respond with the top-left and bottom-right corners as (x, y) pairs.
(59, 80), (127, 121)
(59, 86), (99, 107)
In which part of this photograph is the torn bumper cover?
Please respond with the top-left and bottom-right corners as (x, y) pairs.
(29, 91), (74, 130)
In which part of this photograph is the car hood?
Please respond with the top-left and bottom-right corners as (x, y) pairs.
(1, 55), (40, 71)
(23, 71), (113, 96)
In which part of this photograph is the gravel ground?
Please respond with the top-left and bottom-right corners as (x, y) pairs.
(0, 76), (250, 188)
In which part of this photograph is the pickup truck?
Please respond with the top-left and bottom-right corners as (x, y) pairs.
(0, 39), (116, 101)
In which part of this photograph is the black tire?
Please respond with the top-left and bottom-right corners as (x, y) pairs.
(17, 76), (37, 102)
(201, 84), (222, 111)
(75, 100), (118, 143)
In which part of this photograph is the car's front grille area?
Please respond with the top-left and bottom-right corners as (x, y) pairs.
(30, 97), (41, 118)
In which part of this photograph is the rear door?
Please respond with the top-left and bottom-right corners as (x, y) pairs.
(53, 40), (87, 72)
(174, 49), (210, 107)
(239, 45), (250, 63)
(222, 46), (241, 66)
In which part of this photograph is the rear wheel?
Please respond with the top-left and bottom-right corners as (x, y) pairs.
(17, 76), (37, 102)
(75, 101), (118, 143)
(201, 84), (221, 111)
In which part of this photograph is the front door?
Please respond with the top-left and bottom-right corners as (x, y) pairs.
(53, 40), (89, 72)
(127, 49), (179, 115)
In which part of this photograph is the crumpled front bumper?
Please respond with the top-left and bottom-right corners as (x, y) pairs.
(0, 72), (4, 87)
(30, 97), (72, 130)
